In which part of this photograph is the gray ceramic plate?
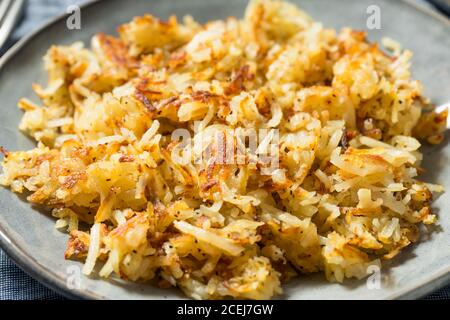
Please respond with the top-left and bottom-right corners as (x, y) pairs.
(0, 0), (449, 300)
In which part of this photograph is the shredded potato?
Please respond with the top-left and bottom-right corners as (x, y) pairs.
(0, 0), (446, 300)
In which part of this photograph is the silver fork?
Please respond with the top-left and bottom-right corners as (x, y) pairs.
(0, 0), (25, 50)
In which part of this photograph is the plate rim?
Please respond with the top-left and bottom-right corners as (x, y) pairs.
(0, 0), (449, 300)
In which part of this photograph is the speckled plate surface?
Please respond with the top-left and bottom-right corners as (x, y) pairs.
(0, 0), (449, 300)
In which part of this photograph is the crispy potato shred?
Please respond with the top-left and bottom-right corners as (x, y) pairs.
(0, 0), (447, 299)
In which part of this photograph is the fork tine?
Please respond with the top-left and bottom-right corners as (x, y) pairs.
(0, 0), (12, 24)
(0, 0), (24, 50)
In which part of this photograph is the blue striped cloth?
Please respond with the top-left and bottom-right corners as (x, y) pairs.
(0, 0), (449, 300)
